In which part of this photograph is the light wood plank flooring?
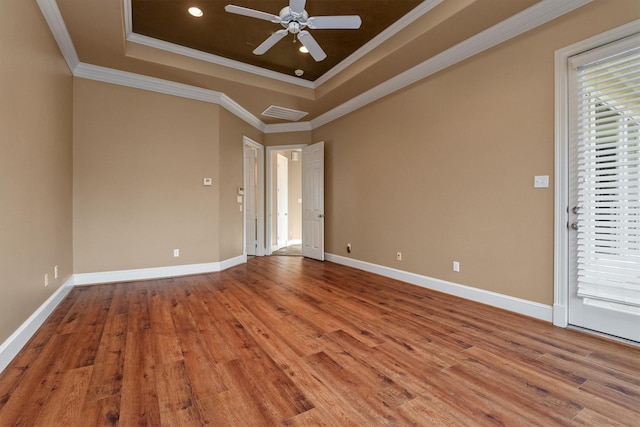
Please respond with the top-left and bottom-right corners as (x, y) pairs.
(0, 256), (638, 426)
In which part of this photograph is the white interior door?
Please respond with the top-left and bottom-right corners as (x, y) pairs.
(277, 153), (289, 249)
(567, 35), (640, 342)
(244, 146), (257, 256)
(302, 141), (324, 261)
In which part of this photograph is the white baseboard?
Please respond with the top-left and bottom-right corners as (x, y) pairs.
(74, 255), (247, 286)
(325, 253), (553, 322)
(0, 277), (74, 374)
(0, 255), (248, 374)
(553, 303), (568, 327)
(219, 254), (247, 271)
(1, 253), (552, 375)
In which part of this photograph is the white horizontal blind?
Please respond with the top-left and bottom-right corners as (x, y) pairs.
(574, 38), (640, 308)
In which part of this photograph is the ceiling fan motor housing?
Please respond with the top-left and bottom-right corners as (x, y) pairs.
(280, 7), (309, 33)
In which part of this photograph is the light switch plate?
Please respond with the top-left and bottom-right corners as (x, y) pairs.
(534, 175), (549, 188)
(203, 178), (212, 186)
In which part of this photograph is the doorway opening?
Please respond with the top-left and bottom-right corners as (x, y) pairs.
(267, 146), (304, 256)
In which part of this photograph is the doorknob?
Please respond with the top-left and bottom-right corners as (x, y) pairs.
(318, 214), (325, 218)
(572, 206), (580, 214)
(569, 222), (579, 230)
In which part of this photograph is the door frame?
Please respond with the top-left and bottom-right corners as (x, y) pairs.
(266, 144), (307, 255)
(553, 20), (640, 328)
(243, 136), (265, 256)
(276, 153), (289, 249)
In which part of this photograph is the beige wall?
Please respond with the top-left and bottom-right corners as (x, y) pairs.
(73, 79), (224, 272)
(0, 1), (73, 342)
(73, 80), (262, 271)
(313, 0), (639, 305)
(219, 109), (263, 260)
(2, 0), (637, 349)
(264, 131), (312, 147)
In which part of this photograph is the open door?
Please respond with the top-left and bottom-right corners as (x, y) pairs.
(302, 141), (325, 260)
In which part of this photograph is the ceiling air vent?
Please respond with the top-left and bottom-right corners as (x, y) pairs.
(261, 105), (309, 122)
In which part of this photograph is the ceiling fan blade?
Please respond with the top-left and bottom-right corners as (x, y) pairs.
(298, 30), (326, 62)
(225, 5), (280, 23)
(307, 15), (362, 30)
(253, 29), (288, 55)
(289, 0), (306, 16)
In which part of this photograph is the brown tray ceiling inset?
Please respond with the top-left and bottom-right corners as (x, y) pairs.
(131, 0), (424, 81)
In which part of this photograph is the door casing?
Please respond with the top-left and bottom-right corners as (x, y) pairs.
(243, 137), (265, 256)
(553, 20), (640, 328)
(266, 144), (307, 255)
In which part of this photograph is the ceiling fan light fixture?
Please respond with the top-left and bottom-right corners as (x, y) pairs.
(299, 46), (309, 53)
(225, 1), (361, 62)
(188, 7), (203, 18)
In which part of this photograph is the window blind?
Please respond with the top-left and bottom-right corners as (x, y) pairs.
(574, 39), (640, 308)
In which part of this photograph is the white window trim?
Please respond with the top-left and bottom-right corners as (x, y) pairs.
(553, 20), (640, 327)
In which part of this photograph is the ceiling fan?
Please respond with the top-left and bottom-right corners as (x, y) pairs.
(225, 0), (362, 62)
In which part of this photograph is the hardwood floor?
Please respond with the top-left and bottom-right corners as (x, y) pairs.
(0, 256), (638, 426)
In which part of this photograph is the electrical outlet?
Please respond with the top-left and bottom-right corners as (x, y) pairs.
(453, 261), (460, 272)
(173, 249), (180, 257)
(396, 252), (402, 261)
(347, 243), (352, 253)
(54, 265), (58, 279)
(44, 273), (49, 287)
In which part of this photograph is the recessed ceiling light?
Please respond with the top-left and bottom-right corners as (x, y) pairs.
(294, 69), (304, 77)
(299, 46), (309, 54)
(188, 7), (203, 17)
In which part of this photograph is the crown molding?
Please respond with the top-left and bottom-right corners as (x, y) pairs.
(74, 61), (309, 133)
(122, 0), (441, 89)
(126, 33), (315, 90)
(314, 0), (443, 87)
(74, 63), (266, 131)
(219, 94), (266, 131)
(39, 0), (593, 135)
(36, 0), (79, 72)
(311, 0), (592, 129)
(123, 0), (312, 89)
(264, 122), (313, 134)
(74, 63), (224, 104)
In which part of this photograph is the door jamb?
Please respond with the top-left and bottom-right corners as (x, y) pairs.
(553, 20), (640, 328)
(266, 144), (307, 255)
(243, 136), (265, 256)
